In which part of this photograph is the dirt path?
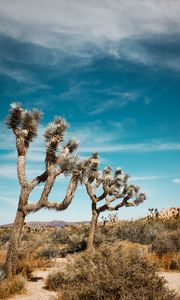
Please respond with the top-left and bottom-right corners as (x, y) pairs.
(158, 272), (180, 296)
(12, 269), (56, 300)
(11, 258), (67, 300)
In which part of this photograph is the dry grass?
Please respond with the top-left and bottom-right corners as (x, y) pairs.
(161, 253), (180, 271)
(16, 250), (53, 279)
(0, 249), (7, 268)
(0, 275), (26, 299)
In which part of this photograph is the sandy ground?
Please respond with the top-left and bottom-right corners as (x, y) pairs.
(8, 260), (180, 299)
(12, 269), (56, 300)
(11, 258), (67, 300)
(158, 272), (180, 297)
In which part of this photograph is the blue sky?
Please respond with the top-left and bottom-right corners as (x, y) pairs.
(0, 0), (180, 225)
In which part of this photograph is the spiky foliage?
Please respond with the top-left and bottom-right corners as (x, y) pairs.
(77, 152), (100, 183)
(59, 155), (80, 176)
(65, 139), (79, 153)
(6, 102), (23, 129)
(78, 153), (146, 209)
(44, 118), (70, 164)
(44, 117), (69, 142)
(6, 102), (42, 145)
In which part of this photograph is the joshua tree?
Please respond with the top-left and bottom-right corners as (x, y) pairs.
(4, 103), (79, 278)
(78, 153), (146, 249)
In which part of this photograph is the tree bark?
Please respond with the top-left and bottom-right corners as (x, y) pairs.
(4, 190), (29, 278)
(87, 203), (99, 249)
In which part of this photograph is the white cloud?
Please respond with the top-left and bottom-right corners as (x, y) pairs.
(0, 0), (180, 68)
(1, 0), (179, 45)
(172, 178), (180, 184)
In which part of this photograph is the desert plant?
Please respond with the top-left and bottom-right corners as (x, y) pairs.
(4, 103), (79, 278)
(46, 242), (176, 300)
(161, 253), (180, 271)
(0, 275), (26, 299)
(51, 228), (70, 244)
(37, 247), (61, 259)
(152, 229), (180, 256)
(115, 219), (165, 245)
(66, 233), (86, 254)
(77, 153), (146, 249)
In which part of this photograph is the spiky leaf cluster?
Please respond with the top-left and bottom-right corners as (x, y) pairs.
(21, 109), (42, 142)
(44, 118), (69, 163)
(6, 103), (42, 144)
(44, 117), (69, 143)
(6, 102), (23, 129)
(59, 155), (80, 176)
(78, 153), (100, 182)
(65, 139), (79, 153)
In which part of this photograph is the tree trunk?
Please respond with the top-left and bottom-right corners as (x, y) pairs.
(87, 204), (99, 249)
(4, 190), (29, 278)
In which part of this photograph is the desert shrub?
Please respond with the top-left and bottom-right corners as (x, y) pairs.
(115, 220), (166, 245)
(0, 233), (10, 246)
(65, 233), (86, 254)
(46, 241), (175, 300)
(21, 232), (35, 241)
(163, 218), (180, 231)
(17, 258), (34, 279)
(37, 246), (61, 258)
(152, 229), (180, 256)
(51, 229), (70, 244)
(16, 248), (52, 279)
(0, 275), (26, 299)
(93, 231), (104, 246)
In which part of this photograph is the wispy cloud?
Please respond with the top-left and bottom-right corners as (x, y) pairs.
(89, 91), (138, 115)
(0, 163), (44, 180)
(59, 82), (150, 115)
(1, 120), (180, 171)
(130, 176), (164, 181)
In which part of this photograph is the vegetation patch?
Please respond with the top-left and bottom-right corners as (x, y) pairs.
(0, 275), (26, 299)
(46, 241), (176, 300)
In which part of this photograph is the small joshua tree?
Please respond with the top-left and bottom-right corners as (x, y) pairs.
(78, 153), (146, 249)
(4, 103), (79, 278)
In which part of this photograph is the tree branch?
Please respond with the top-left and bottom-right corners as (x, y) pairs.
(27, 174), (78, 213)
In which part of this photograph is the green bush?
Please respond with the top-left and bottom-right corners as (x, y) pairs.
(46, 242), (176, 300)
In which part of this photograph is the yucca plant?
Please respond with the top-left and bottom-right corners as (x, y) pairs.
(4, 103), (79, 278)
(77, 153), (146, 249)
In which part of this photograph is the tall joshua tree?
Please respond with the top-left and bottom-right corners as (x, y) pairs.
(78, 153), (146, 249)
(4, 103), (79, 278)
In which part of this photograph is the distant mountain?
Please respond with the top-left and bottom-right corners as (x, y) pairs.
(1, 220), (78, 228)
